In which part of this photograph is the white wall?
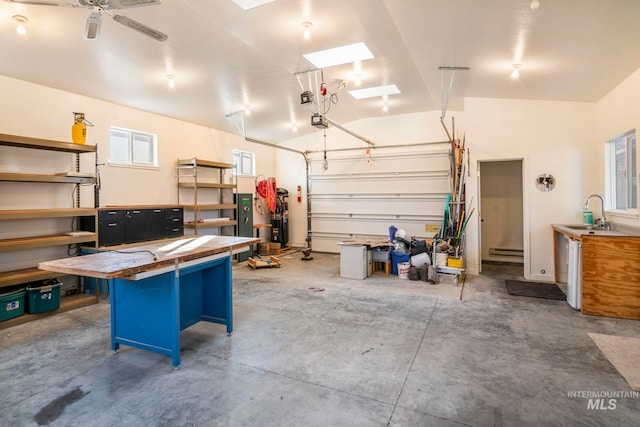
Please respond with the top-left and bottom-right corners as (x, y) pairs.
(0, 75), (276, 207)
(0, 75), (276, 272)
(464, 98), (598, 279)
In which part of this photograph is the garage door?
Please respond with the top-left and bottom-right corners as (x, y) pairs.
(307, 144), (451, 253)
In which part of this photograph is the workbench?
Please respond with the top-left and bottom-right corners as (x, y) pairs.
(39, 235), (259, 366)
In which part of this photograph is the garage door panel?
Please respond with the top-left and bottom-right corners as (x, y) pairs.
(308, 147), (450, 253)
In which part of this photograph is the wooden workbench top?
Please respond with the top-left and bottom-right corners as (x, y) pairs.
(39, 235), (260, 279)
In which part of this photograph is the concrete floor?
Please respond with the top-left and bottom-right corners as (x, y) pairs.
(1, 253), (640, 426)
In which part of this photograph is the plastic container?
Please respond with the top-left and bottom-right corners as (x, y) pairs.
(582, 210), (593, 225)
(398, 262), (411, 279)
(1, 289), (26, 322)
(26, 283), (61, 314)
(391, 252), (410, 275)
(447, 257), (464, 268)
(435, 253), (448, 267)
(411, 252), (430, 268)
(371, 248), (391, 262)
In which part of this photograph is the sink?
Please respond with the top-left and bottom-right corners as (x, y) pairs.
(555, 224), (626, 236)
(564, 224), (605, 230)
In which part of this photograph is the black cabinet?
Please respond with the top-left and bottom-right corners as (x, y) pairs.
(97, 206), (183, 247)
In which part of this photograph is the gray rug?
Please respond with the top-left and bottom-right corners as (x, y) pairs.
(505, 280), (566, 300)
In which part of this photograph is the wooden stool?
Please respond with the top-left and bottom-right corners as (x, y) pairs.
(373, 261), (391, 275)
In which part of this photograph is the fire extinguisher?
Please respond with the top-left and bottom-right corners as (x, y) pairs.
(297, 185), (302, 203)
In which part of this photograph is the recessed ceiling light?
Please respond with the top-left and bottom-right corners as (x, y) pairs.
(303, 42), (374, 69)
(231, 0), (274, 11)
(348, 84), (400, 100)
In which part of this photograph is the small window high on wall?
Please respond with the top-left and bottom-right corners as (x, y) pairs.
(109, 127), (158, 168)
(232, 149), (255, 176)
(606, 130), (637, 213)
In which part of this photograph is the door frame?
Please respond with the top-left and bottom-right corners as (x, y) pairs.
(477, 158), (527, 275)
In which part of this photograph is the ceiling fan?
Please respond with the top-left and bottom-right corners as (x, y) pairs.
(5, 0), (168, 41)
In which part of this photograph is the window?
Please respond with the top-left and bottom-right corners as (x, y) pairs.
(232, 149), (255, 176)
(606, 130), (637, 212)
(109, 127), (157, 167)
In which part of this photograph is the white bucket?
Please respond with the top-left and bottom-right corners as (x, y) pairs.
(410, 252), (430, 268)
(398, 262), (411, 279)
(435, 253), (448, 267)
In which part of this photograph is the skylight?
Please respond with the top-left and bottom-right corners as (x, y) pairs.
(303, 42), (374, 69)
(348, 84), (401, 99)
(231, 0), (275, 10)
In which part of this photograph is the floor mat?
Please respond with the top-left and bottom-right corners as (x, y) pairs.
(589, 333), (640, 391)
(505, 280), (566, 300)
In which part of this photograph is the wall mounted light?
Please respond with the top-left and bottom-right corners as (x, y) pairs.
(302, 22), (312, 40)
(353, 73), (362, 87)
(167, 75), (175, 89)
(13, 15), (28, 35)
(511, 64), (521, 79)
(245, 106), (251, 116)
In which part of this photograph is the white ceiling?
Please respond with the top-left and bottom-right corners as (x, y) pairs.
(1, 0), (640, 143)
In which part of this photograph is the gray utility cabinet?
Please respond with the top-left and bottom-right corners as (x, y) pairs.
(235, 193), (253, 262)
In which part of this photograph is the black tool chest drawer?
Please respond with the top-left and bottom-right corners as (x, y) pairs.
(97, 206), (183, 247)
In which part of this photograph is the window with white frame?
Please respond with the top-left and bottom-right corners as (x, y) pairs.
(606, 130), (637, 212)
(232, 149), (255, 176)
(109, 127), (158, 167)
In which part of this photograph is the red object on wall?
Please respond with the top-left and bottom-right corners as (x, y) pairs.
(297, 185), (302, 202)
(320, 83), (327, 96)
(256, 177), (277, 212)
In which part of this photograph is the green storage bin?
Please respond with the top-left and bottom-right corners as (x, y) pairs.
(26, 283), (61, 314)
(0, 289), (26, 322)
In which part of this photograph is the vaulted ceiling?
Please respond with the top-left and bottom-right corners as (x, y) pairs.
(2, 0), (639, 143)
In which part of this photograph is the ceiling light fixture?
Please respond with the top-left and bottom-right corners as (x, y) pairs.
(83, 9), (103, 41)
(302, 22), (312, 40)
(530, 0), (540, 11)
(245, 106), (251, 116)
(167, 75), (175, 89)
(511, 64), (521, 79)
(13, 15), (28, 35)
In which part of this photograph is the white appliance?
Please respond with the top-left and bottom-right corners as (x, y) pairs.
(339, 245), (371, 279)
(567, 239), (581, 309)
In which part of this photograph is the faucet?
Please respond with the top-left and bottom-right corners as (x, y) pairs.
(584, 194), (609, 229)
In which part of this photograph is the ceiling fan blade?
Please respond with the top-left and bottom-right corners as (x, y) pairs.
(112, 14), (167, 42)
(109, 0), (160, 9)
(4, 0), (80, 7)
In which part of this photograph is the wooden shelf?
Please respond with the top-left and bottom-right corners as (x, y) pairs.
(0, 208), (97, 220)
(0, 133), (96, 153)
(182, 203), (236, 210)
(0, 293), (98, 330)
(184, 220), (237, 229)
(0, 267), (68, 289)
(0, 172), (96, 184)
(177, 158), (233, 169)
(178, 182), (235, 189)
(0, 233), (97, 252)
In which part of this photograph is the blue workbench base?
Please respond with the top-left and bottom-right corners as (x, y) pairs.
(109, 256), (232, 367)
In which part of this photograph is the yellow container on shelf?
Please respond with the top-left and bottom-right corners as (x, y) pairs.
(447, 257), (464, 268)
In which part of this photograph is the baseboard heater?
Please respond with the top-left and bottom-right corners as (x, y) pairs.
(489, 248), (524, 257)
